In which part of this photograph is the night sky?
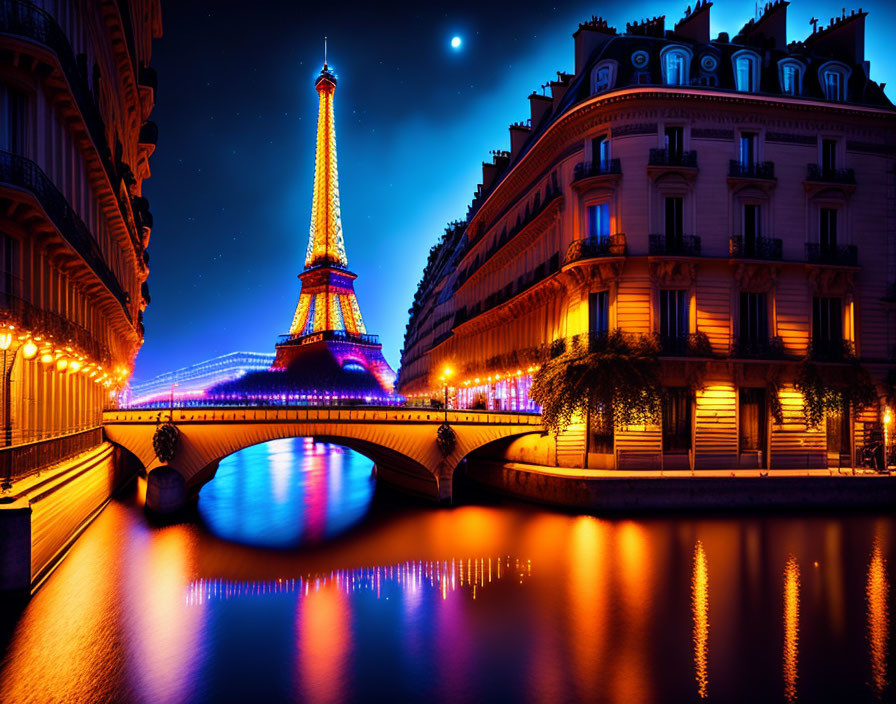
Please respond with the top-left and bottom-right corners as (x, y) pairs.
(136, 0), (895, 382)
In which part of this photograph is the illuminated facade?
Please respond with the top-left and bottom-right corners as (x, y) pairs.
(0, 1), (161, 467)
(400, 3), (896, 470)
(128, 352), (275, 406)
(268, 56), (395, 395)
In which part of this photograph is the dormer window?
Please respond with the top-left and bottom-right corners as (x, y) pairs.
(591, 61), (618, 94)
(732, 50), (760, 92)
(778, 59), (804, 96)
(660, 45), (692, 86)
(819, 61), (850, 101)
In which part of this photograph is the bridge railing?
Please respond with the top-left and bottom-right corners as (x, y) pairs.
(0, 426), (103, 486)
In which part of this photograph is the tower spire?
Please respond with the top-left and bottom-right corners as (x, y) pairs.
(324, 35), (327, 69)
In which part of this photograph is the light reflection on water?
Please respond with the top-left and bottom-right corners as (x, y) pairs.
(197, 438), (375, 548)
(0, 439), (894, 703)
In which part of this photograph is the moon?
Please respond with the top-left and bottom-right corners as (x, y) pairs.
(450, 36), (462, 50)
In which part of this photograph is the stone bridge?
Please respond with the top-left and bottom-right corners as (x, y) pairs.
(102, 406), (543, 512)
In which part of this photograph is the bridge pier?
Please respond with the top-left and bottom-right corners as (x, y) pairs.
(145, 465), (187, 514)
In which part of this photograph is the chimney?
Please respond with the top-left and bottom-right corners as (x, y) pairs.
(735, 1), (789, 48)
(625, 16), (665, 38)
(550, 72), (573, 111)
(509, 122), (531, 160)
(572, 17), (617, 74)
(804, 9), (866, 65)
(528, 92), (553, 127)
(673, 0), (712, 44)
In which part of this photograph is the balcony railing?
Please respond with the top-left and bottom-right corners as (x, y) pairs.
(0, 290), (110, 363)
(573, 159), (621, 181)
(565, 234), (627, 264)
(649, 234), (702, 257)
(0, 427), (103, 486)
(657, 332), (714, 357)
(730, 336), (786, 359)
(0, 151), (133, 320)
(729, 236), (783, 260)
(648, 149), (698, 168)
(277, 330), (381, 346)
(728, 160), (776, 180)
(809, 338), (855, 362)
(807, 164), (856, 184)
(805, 243), (858, 266)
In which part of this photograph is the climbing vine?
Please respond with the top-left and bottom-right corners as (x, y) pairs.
(530, 330), (663, 435)
(794, 359), (877, 429)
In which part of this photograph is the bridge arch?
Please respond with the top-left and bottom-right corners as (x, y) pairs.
(102, 407), (542, 512)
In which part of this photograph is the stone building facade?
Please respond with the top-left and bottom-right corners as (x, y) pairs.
(398, 2), (896, 471)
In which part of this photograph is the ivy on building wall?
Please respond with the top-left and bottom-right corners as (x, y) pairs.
(794, 359), (877, 429)
(531, 330), (662, 434)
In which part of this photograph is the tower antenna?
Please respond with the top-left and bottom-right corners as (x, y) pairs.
(324, 36), (327, 69)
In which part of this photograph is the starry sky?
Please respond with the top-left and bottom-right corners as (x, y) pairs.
(136, 0), (895, 382)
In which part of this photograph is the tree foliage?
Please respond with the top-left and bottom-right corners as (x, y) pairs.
(530, 330), (663, 434)
(794, 359), (877, 428)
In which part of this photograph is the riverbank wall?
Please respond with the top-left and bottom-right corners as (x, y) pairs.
(0, 442), (135, 596)
(466, 460), (896, 511)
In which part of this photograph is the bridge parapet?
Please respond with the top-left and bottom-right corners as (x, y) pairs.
(102, 406), (542, 511)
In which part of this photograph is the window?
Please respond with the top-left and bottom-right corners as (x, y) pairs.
(821, 139), (837, 172)
(739, 292), (769, 345)
(0, 86), (28, 154)
(739, 388), (767, 453)
(732, 51), (760, 92)
(665, 126), (684, 160)
(664, 196), (683, 245)
(659, 289), (689, 349)
(820, 61), (850, 101)
(589, 290), (609, 336)
(591, 135), (610, 170)
(743, 204), (761, 247)
(812, 297), (843, 356)
(663, 388), (692, 451)
(586, 203), (610, 241)
(739, 132), (757, 167)
(0, 232), (20, 299)
(779, 60), (803, 96)
(591, 62), (616, 94)
(820, 208), (838, 249)
(661, 46), (692, 86)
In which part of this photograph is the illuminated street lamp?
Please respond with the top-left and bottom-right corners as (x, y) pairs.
(0, 331), (12, 448)
(440, 366), (453, 421)
(885, 407), (893, 471)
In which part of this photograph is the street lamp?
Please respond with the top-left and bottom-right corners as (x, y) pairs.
(0, 332), (13, 447)
(440, 366), (453, 421)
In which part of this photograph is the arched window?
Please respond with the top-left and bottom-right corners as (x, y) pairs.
(778, 59), (804, 96)
(660, 45), (692, 86)
(732, 50), (760, 92)
(591, 61), (618, 94)
(818, 61), (851, 101)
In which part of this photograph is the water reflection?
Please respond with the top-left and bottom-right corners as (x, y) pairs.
(867, 539), (889, 700)
(784, 554), (801, 704)
(185, 558), (531, 605)
(198, 438), (374, 548)
(692, 540), (709, 699)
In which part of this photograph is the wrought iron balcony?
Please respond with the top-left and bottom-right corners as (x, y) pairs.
(809, 338), (855, 362)
(657, 332), (713, 357)
(648, 148), (698, 168)
(573, 158), (621, 181)
(729, 236), (783, 260)
(0, 151), (132, 320)
(649, 234), (702, 257)
(728, 160), (776, 180)
(277, 330), (380, 346)
(564, 234), (627, 264)
(805, 243), (858, 266)
(730, 336), (786, 359)
(806, 164), (856, 184)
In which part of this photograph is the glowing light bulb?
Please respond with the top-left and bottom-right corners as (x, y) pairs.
(22, 340), (38, 360)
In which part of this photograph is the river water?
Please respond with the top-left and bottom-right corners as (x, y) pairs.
(0, 438), (893, 703)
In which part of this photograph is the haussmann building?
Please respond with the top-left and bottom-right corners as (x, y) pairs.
(398, 2), (896, 474)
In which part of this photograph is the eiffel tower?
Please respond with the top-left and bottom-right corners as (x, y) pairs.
(270, 50), (395, 396)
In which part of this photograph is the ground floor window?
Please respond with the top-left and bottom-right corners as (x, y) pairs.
(662, 387), (692, 452)
(826, 401), (850, 456)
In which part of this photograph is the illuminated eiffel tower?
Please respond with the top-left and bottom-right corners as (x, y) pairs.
(271, 48), (395, 396)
